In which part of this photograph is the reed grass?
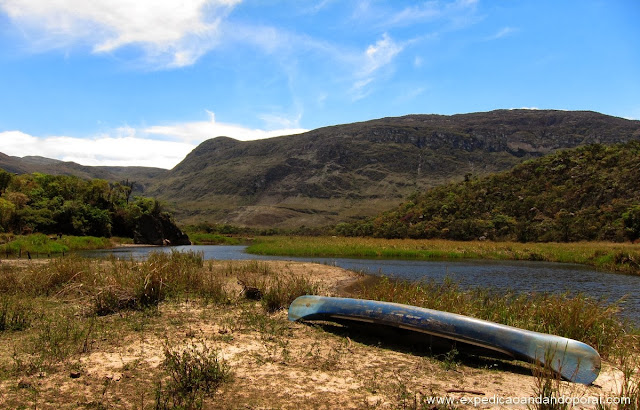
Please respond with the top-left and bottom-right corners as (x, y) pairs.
(247, 236), (640, 275)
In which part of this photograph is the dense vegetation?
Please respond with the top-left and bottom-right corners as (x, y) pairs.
(0, 169), (168, 239)
(337, 142), (640, 243)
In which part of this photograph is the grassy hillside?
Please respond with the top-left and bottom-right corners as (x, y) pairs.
(337, 142), (640, 243)
(149, 109), (640, 227)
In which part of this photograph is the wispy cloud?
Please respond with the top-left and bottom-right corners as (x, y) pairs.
(0, 0), (240, 68)
(353, 0), (479, 29)
(484, 26), (517, 41)
(351, 33), (403, 100)
(1, 112), (308, 168)
(362, 33), (403, 76)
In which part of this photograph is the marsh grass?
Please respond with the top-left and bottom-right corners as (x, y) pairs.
(0, 233), (113, 258)
(187, 232), (242, 245)
(10, 308), (98, 375)
(598, 339), (640, 410)
(247, 236), (640, 275)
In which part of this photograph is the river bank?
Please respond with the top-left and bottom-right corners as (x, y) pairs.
(0, 253), (637, 408)
(247, 236), (640, 276)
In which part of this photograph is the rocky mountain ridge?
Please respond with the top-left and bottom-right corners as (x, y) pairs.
(147, 109), (640, 227)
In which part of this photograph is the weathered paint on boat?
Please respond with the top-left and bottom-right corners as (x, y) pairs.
(288, 295), (601, 385)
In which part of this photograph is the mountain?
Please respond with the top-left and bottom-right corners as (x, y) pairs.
(148, 109), (640, 227)
(0, 153), (166, 193)
(3, 110), (639, 228)
(337, 141), (640, 242)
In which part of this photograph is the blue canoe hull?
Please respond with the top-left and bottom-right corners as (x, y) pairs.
(288, 295), (601, 385)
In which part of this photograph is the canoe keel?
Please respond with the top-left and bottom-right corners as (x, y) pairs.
(288, 295), (601, 385)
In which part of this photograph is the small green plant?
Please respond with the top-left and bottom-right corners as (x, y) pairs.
(155, 338), (232, 409)
(438, 348), (460, 371)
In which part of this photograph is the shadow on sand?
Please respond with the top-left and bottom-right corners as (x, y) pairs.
(306, 319), (533, 378)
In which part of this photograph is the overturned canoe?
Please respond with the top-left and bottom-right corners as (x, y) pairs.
(288, 295), (601, 385)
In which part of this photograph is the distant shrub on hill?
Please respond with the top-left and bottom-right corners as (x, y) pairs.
(338, 142), (640, 242)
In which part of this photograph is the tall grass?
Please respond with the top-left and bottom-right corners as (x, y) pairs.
(234, 261), (319, 312)
(0, 251), (316, 316)
(247, 236), (640, 275)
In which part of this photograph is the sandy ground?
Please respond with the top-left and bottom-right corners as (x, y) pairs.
(0, 260), (630, 409)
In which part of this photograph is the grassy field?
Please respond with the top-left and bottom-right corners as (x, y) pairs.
(247, 236), (640, 275)
(0, 252), (638, 408)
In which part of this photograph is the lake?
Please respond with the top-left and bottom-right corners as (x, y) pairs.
(81, 245), (640, 325)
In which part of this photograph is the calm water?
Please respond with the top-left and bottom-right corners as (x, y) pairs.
(81, 245), (640, 325)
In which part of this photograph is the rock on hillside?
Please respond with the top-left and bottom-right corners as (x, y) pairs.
(148, 109), (640, 228)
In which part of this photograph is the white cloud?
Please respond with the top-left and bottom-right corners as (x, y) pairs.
(351, 33), (403, 100)
(0, 130), (193, 169)
(0, 0), (240, 67)
(0, 112), (308, 169)
(144, 111), (307, 144)
(362, 33), (403, 76)
(385, 3), (442, 27)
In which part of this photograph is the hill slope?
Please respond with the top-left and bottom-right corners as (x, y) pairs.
(149, 109), (640, 227)
(0, 153), (166, 193)
(338, 141), (640, 242)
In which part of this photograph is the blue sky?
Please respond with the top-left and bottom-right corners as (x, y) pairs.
(1, 0), (638, 168)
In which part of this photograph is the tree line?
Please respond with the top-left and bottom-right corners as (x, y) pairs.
(0, 170), (167, 238)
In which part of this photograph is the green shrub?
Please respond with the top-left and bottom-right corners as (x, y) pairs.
(156, 338), (232, 409)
